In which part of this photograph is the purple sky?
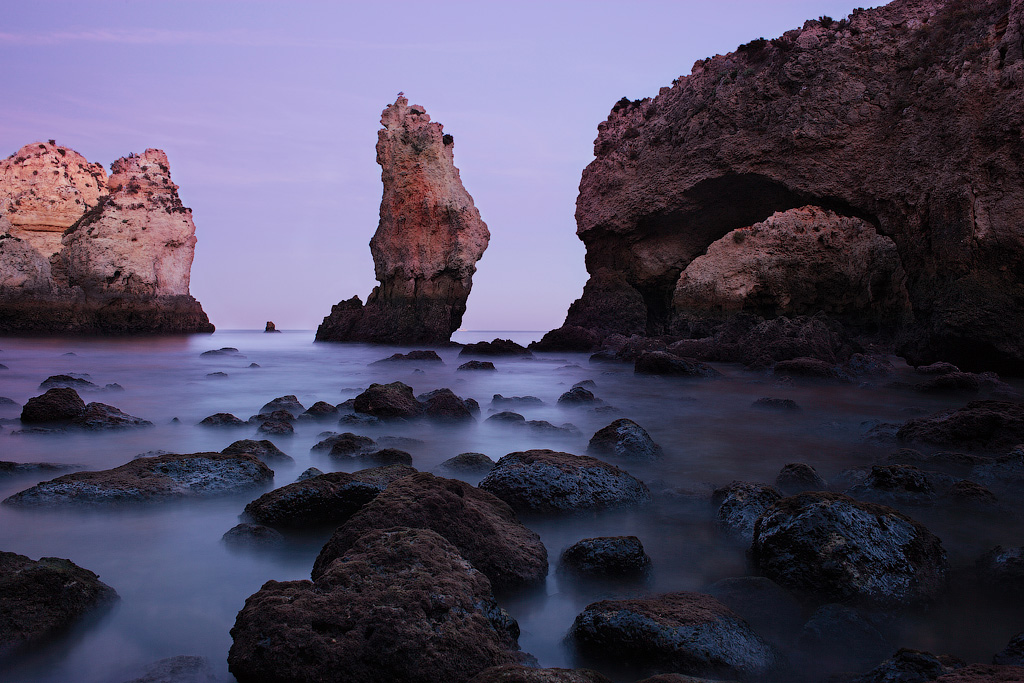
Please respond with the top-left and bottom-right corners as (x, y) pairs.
(3, 1), (881, 331)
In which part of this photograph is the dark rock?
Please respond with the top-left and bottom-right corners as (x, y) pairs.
(798, 603), (892, 674)
(775, 463), (827, 495)
(773, 357), (852, 382)
(243, 465), (414, 528)
(198, 412), (246, 427)
(479, 449), (651, 514)
(437, 453), (495, 475)
(264, 321), (279, 333)
(525, 420), (580, 436)
(296, 467), (323, 481)
(120, 655), (218, 683)
(851, 648), (962, 683)
(897, 401), (1024, 453)
(459, 360), (497, 371)
(371, 350), (444, 364)
(0, 396), (19, 408)
(468, 665), (612, 683)
(559, 536), (651, 579)
(221, 523), (285, 549)
(3, 452), (274, 506)
(20, 387), (86, 423)
(569, 592), (779, 680)
(248, 409), (296, 424)
(994, 633), (1024, 666)
(257, 420), (293, 436)
(588, 418), (663, 460)
(933, 664), (1024, 682)
(753, 397), (800, 411)
(465, 398), (481, 414)
(706, 576), (802, 640)
(917, 362), (961, 376)
(487, 411), (527, 425)
(0, 551), (118, 658)
(206, 372), (228, 379)
(460, 339), (532, 357)
(574, 380), (597, 389)
(418, 388), (474, 422)
(845, 353), (896, 378)
(713, 481), (782, 542)
(201, 348), (241, 357)
(71, 402), (152, 430)
(313, 432), (376, 455)
(340, 448), (413, 467)
(635, 351), (720, 377)
(376, 435), (425, 451)
(39, 374), (99, 390)
(557, 386), (600, 405)
(247, 363), (259, 368)
(528, 326), (604, 353)
(259, 395), (304, 415)
(221, 439), (292, 463)
(300, 401), (339, 420)
(751, 492), (948, 607)
(0, 461), (78, 478)
(589, 349), (623, 364)
(338, 413), (381, 427)
(844, 464), (949, 508)
(229, 528), (521, 683)
(492, 394), (544, 408)
(943, 479), (1002, 514)
(912, 372), (981, 395)
(354, 381), (422, 419)
(312, 472), (548, 591)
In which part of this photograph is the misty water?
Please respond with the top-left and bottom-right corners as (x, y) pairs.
(2, 330), (1023, 682)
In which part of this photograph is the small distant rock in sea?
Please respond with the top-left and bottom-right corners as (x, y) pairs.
(201, 347), (244, 358)
(206, 372), (228, 379)
(458, 360), (495, 371)
(264, 321), (281, 333)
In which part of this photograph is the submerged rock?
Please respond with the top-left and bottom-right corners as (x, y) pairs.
(460, 339), (532, 357)
(221, 439), (292, 463)
(39, 374), (98, 390)
(315, 96), (489, 344)
(775, 463), (827, 495)
(713, 481), (782, 542)
(221, 523), (285, 549)
(371, 350), (444, 364)
(0, 551), (118, 657)
(0, 461), (78, 478)
(259, 395), (304, 415)
(313, 472), (548, 591)
(459, 360), (496, 371)
(468, 666), (612, 683)
(437, 452), (496, 476)
(3, 452), (273, 506)
(20, 387), (86, 423)
(587, 418), (663, 460)
(634, 352), (720, 378)
(197, 412), (246, 427)
(557, 386), (600, 405)
(228, 528), (521, 683)
(312, 431), (376, 455)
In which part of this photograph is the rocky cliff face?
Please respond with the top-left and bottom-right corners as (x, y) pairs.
(0, 144), (213, 334)
(316, 96), (489, 344)
(550, 0), (1024, 372)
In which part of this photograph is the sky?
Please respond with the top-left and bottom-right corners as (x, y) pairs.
(2, 0), (881, 331)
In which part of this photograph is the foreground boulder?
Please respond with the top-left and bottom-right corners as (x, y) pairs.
(314, 96), (489, 344)
(228, 527), (521, 683)
(221, 439), (292, 463)
(569, 592), (779, 680)
(479, 450), (651, 514)
(313, 472), (548, 591)
(751, 492), (948, 607)
(897, 401), (1024, 453)
(0, 551), (118, 657)
(3, 453), (273, 506)
(243, 465), (415, 528)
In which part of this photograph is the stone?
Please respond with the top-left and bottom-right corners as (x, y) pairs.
(487, 411), (527, 425)
(528, 325), (604, 352)
(354, 381), (422, 419)
(478, 449), (651, 514)
(713, 481), (783, 543)
(994, 632), (1024, 666)
(339, 448), (413, 467)
(259, 395), (304, 415)
(221, 439), (292, 462)
(2, 452), (273, 506)
(525, 420), (581, 437)
(775, 463), (827, 495)
(315, 96), (489, 344)
(229, 528), (521, 683)
(312, 431), (376, 454)
(557, 386), (600, 405)
(39, 374), (98, 390)
(844, 464), (952, 507)
(551, 1), (1024, 373)
(492, 394), (544, 408)
(634, 351), (720, 377)
(205, 372), (228, 379)
(296, 467), (323, 481)
(257, 420), (293, 436)
(559, 536), (652, 579)
(201, 347), (241, 357)
(459, 360), (496, 371)
(851, 649), (962, 683)
(312, 472), (548, 591)
(0, 145), (213, 334)
(588, 418), (663, 460)
(0, 550), (118, 657)
(772, 357), (852, 382)
(437, 452), (496, 476)
(197, 412), (246, 427)
(460, 339), (532, 357)
(243, 465), (414, 528)
(221, 523), (285, 549)
(20, 387), (86, 423)
(467, 666), (613, 683)
(72, 402), (152, 430)
(797, 603), (893, 674)
(418, 388), (475, 422)
(264, 321), (279, 333)
(751, 492), (948, 607)
(753, 397), (800, 411)
(569, 592), (779, 680)
(897, 401), (1024, 453)
(0, 461), (78, 478)
(299, 401), (339, 420)
(371, 349), (444, 364)
(912, 372), (981, 395)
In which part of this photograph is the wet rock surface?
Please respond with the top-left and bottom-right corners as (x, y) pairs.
(221, 523), (285, 549)
(713, 481), (782, 542)
(587, 418), (663, 460)
(559, 536), (651, 579)
(775, 463), (827, 495)
(460, 339), (532, 357)
(353, 381), (423, 419)
(460, 360), (497, 371)
(20, 387), (86, 423)
(437, 452), (496, 476)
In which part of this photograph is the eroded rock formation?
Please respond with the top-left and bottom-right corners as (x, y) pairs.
(546, 0), (1024, 372)
(316, 96), (489, 344)
(0, 143), (213, 334)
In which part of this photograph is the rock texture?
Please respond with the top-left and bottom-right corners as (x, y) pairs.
(548, 0), (1024, 373)
(0, 143), (213, 334)
(316, 96), (489, 344)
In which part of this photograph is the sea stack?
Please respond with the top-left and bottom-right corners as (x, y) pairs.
(0, 143), (213, 334)
(316, 96), (489, 344)
(540, 0), (1024, 373)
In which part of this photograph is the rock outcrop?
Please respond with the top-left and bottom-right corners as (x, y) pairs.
(0, 143), (213, 334)
(316, 96), (489, 344)
(546, 0), (1024, 373)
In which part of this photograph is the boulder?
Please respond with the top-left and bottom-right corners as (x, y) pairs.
(635, 351), (721, 378)
(0, 551), (118, 657)
(264, 321), (279, 333)
(559, 536), (651, 579)
(418, 388), (475, 422)
(897, 401), (1024, 453)
(528, 326), (604, 353)
(491, 394), (544, 408)
(338, 448), (414, 467)
(437, 453), (496, 476)
(20, 387), (86, 423)
(478, 450), (651, 514)
(229, 528), (520, 683)
(3, 452), (273, 506)
(557, 387), (600, 405)
(221, 440), (292, 462)
(300, 401), (339, 420)
(459, 360), (496, 371)
(775, 463), (827, 495)
(312, 472), (548, 591)
(354, 381), (423, 419)
(487, 411), (526, 425)
(751, 492), (948, 607)
(370, 350), (444, 364)
(460, 339), (531, 357)
(713, 482), (782, 542)
(844, 464), (951, 507)
(467, 666), (612, 683)
(39, 374), (98, 390)
(569, 592), (779, 680)
(198, 412), (246, 427)
(256, 420), (293, 436)
(259, 395), (304, 415)
(976, 546), (1024, 593)
(587, 418), (663, 460)
(221, 523), (285, 549)
(313, 432), (376, 455)
(71, 402), (152, 430)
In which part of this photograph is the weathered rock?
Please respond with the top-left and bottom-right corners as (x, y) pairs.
(229, 527), (521, 683)
(263, 321), (279, 333)
(418, 388), (475, 422)
(775, 463), (827, 495)
(371, 350), (444, 364)
(2, 452), (273, 506)
(0, 145), (213, 334)
(897, 401), (1024, 453)
(468, 666), (612, 683)
(912, 372), (981, 395)
(221, 523), (285, 549)
(259, 395), (303, 415)
(713, 482), (782, 542)
(315, 97), (489, 344)
(845, 464), (952, 507)
(39, 374), (98, 390)
(257, 420), (292, 436)
(71, 402), (152, 430)
(243, 465), (414, 528)
(460, 339), (532, 357)
(312, 472), (548, 591)
(552, 0), (1024, 373)
(20, 387), (86, 423)
(197, 412), (246, 427)
(478, 449), (651, 514)
(528, 325), (604, 352)
(354, 381), (422, 419)
(221, 439), (292, 463)
(312, 431), (376, 454)
(492, 394), (544, 408)
(635, 351), (720, 377)
(338, 448), (414, 467)
(120, 655), (219, 683)
(557, 386), (600, 405)
(488, 411), (527, 425)
(437, 452), (495, 476)
(0, 550), (118, 657)
(569, 592), (780, 680)
(851, 648), (962, 683)
(200, 347), (241, 357)
(296, 467), (323, 481)
(0, 461), (78, 478)
(459, 360), (496, 371)
(588, 418), (663, 460)
(525, 420), (581, 437)
(751, 492), (948, 607)
(559, 536), (652, 579)
(299, 401), (338, 420)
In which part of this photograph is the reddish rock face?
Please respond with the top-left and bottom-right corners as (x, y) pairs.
(317, 96), (489, 344)
(556, 0), (1024, 373)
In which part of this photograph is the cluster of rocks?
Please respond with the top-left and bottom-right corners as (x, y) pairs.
(17, 386), (151, 432)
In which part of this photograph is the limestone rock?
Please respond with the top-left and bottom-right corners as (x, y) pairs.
(316, 96), (489, 344)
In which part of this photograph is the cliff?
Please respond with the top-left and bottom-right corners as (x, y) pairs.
(0, 144), (213, 334)
(547, 0), (1024, 372)
(316, 96), (489, 344)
